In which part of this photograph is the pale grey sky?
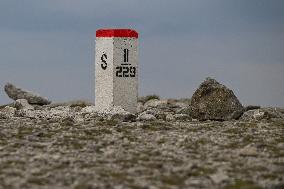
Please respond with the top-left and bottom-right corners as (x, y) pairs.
(0, 0), (284, 106)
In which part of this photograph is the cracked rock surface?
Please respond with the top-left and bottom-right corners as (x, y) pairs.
(0, 102), (283, 189)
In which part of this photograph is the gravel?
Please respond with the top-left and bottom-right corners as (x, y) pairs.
(0, 114), (283, 189)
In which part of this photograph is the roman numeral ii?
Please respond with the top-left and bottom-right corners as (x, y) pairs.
(124, 49), (129, 62)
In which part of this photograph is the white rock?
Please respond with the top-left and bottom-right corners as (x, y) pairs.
(210, 170), (229, 184)
(175, 102), (188, 108)
(137, 113), (156, 121)
(253, 109), (265, 120)
(166, 114), (175, 121)
(15, 99), (34, 110)
(144, 99), (168, 108)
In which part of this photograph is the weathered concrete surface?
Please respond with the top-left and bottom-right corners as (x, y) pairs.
(0, 99), (283, 189)
(191, 78), (244, 121)
(4, 83), (51, 105)
(95, 29), (138, 113)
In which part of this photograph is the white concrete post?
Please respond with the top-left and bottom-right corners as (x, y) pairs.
(95, 29), (138, 113)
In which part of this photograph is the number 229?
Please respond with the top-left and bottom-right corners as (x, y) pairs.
(116, 66), (136, 77)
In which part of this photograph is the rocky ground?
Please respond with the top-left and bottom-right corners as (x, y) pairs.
(0, 100), (283, 189)
(0, 79), (283, 189)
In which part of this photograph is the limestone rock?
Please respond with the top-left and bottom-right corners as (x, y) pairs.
(166, 114), (175, 121)
(137, 113), (157, 121)
(15, 99), (34, 110)
(4, 83), (51, 105)
(191, 78), (243, 121)
(144, 99), (168, 109)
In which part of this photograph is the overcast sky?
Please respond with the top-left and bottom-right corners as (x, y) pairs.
(0, 0), (283, 107)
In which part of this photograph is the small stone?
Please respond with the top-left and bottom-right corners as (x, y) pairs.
(144, 99), (168, 109)
(210, 170), (229, 184)
(166, 114), (175, 121)
(4, 83), (51, 105)
(277, 143), (284, 150)
(14, 99), (34, 110)
(241, 110), (259, 121)
(253, 109), (266, 120)
(239, 145), (258, 156)
(137, 113), (156, 121)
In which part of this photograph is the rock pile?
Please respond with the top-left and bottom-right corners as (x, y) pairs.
(1, 79), (283, 123)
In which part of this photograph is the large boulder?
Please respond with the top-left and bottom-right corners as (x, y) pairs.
(4, 83), (51, 105)
(191, 77), (244, 121)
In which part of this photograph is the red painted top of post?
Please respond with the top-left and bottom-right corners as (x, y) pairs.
(96, 29), (138, 38)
